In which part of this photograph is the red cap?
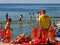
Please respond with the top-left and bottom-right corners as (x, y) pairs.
(40, 9), (46, 13)
(8, 18), (11, 22)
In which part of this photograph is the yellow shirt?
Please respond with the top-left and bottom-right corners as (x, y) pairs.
(38, 14), (51, 29)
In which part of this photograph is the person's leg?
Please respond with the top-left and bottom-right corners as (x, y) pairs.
(19, 19), (21, 21)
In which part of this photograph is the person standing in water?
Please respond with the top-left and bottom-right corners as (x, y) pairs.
(29, 13), (32, 21)
(19, 14), (23, 21)
(5, 18), (12, 43)
(36, 12), (40, 26)
(36, 12), (39, 19)
(5, 13), (8, 22)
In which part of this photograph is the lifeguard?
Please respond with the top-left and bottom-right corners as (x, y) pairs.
(38, 9), (51, 41)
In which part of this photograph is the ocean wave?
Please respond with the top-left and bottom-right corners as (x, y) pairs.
(0, 8), (39, 12)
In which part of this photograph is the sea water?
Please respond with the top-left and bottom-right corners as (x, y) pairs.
(0, 4), (60, 41)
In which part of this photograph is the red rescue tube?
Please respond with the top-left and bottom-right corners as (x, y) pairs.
(48, 26), (55, 42)
(12, 34), (25, 44)
(33, 38), (46, 45)
(5, 29), (11, 43)
(32, 26), (38, 39)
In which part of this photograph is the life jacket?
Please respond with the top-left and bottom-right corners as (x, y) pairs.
(39, 14), (51, 30)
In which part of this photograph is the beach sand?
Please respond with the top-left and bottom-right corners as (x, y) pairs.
(0, 42), (21, 45)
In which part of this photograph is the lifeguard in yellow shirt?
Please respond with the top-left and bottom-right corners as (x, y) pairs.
(38, 9), (52, 41)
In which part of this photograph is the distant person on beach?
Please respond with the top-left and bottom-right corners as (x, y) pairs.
(29, 13), (32, 21)
(5, 13), (8, 22)
(5, 18), (12, 43)
(19, 14), (23, 21)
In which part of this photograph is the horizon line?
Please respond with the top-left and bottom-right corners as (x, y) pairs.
(0, 3), (60, 4)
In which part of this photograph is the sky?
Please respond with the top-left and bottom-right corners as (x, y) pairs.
(0, 0), (60, 4)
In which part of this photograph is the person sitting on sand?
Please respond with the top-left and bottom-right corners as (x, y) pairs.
(19, 14), (23, 21)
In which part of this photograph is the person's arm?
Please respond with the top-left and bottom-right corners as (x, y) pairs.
(5, 22), (8, 29)
(38, 16), (42, 27)
(48, 16), (51, 29)
(10, 28), (13, 31)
